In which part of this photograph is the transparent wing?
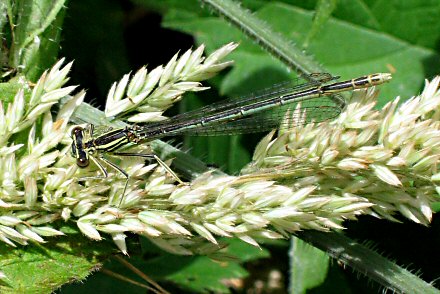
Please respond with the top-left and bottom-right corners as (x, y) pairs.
(140, 93), (343, 138)
(152, 73), (338, 125)
(174, 95), (341, 135)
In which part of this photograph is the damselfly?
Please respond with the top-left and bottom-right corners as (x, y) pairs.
(70, 72), (392, 205)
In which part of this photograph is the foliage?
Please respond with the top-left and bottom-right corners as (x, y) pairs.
(1, 0), (440, 293)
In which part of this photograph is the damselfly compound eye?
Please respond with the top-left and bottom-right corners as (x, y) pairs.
(71, 126), (84, 137)
(76, 158), (89, 168)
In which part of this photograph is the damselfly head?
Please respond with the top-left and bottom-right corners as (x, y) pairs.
(70, 126), (90, 168)
(71, 126), (84, 139)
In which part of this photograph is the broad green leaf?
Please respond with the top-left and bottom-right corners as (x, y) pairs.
(339, 0), (440, 49)
(255, 3), (433, 106)
(223, 238), (270, 262)
(0, 81), (27, 104)
(431, 202), (440, 213)
(289, 236), (329, 293)
(246, 0), (440, 50)
(144, 254), (247, 293)
(140, 0), (439, 106)
(0, 226), (115, 293)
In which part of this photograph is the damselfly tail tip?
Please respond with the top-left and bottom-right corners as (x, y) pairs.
(366, 73), (392, 87)
(377, 72), (392, 83)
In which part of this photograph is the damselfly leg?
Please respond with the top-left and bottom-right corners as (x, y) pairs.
(71, 125), (184, 207)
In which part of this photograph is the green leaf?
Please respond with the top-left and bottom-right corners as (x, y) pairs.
(431, 201), (440, 213)
(289, 236), (329, 294)
(223, 238), (270, 262)
(0, 225), (115, 293)
(0, 81), (27, 104)
(262, 3), (439, 102)
(8, 0), (66, 81)
(143, 0), (439, 107)
(147, 255), (247, 293)
(335, 0), (440, 49)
